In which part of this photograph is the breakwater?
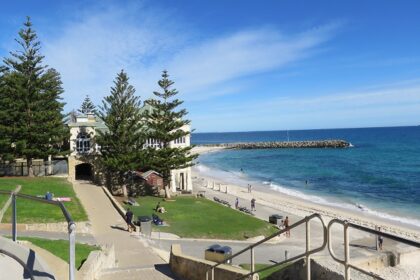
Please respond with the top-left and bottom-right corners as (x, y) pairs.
(200, 140), (350, 149)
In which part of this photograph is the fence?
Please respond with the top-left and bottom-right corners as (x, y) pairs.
(0, 159), (68, 177)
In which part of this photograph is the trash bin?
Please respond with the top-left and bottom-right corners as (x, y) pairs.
(138, 216), (152, 237)
(269, 214), (283, 225)
(204, 244), (232, 264)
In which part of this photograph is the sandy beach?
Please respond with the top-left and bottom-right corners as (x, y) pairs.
(191, 146), (420, 242)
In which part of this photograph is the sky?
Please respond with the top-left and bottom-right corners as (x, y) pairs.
(0, 0), (420, 132)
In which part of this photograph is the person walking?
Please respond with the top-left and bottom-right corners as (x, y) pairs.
(377, 227), (384, 250)
(251, 198), (256, 211)
(249, 184), (252, 193)
(235, 197), (239, 209)
(284, 216), (290, 237)
(125, 208), (134, 233)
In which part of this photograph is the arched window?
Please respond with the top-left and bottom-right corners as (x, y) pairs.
(76, 132), (91, 153)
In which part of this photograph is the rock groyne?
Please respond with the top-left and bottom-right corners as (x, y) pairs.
(201, 140), (350, 149)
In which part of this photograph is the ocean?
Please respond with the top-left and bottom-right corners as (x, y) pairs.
(192, 126), (420, 229)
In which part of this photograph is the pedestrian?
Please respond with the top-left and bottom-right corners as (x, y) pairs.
(251, 198), (256, 211)
(125, 208), (134, 233)
(284, 216), (290, 237)
(235, 197), (239, 209)
(377, 227), (384, 250)
(249, 185), (252, 193)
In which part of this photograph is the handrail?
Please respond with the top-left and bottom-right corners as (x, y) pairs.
(327, 219), (420, 280)
(205, 213), (327, 280)
(0, 188), (76, 280)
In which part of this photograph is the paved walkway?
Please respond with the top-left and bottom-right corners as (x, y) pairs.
(73, 181), (178, 280)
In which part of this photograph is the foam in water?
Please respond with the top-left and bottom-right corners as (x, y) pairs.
(196, 163), (420, 229)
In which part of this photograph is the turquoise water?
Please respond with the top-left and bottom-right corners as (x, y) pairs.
(192, 126), (420, 228)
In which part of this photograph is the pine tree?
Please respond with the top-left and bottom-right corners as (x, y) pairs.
(144, 70), (197, 198)
(96, 70), (145, 195)
(78, 95), (97, 115)
(0, 68), (14, 162)
(0, 17), (68, 176)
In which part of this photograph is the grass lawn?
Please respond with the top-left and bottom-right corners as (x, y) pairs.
(0, 184), (19, 210)
(130, 196), (277, 240)
(0, 177), (88, 223)
(240, 263), (290, 279)
(16, 236), (99, 269)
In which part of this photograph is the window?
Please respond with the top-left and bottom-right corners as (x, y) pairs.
(76, 132), (91, 153)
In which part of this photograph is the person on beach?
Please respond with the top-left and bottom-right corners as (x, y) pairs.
(377, 227), (384, 250)
(235, 197), (239, 209)
(249, 185), (252, 193)
(251, 198), (256, 211)
(284, 216), (290, 237)
(125, 208), (134, 233)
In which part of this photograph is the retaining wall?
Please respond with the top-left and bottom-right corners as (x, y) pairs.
(170, 244), (258, 280)
(77, 244), (115, 280)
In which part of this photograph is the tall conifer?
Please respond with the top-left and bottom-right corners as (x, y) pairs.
(78, 95), (97, 115)
(96, 70), (145, 195)
(144, 70), (197, 198)
(0, 17), (68, 176)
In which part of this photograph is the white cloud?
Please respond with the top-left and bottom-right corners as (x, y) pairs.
(43, 3), (338, 110)
(191, 81), (420, 132)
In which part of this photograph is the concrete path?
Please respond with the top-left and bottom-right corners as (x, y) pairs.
(72, 181), (178, 280)
(0, 230), (97, 245)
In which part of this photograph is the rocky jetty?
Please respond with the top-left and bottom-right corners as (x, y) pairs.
(201, 140), (350, 149)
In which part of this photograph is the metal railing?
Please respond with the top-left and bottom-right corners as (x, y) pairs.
(0, 188), (76, 280)
(327, 219), (420, 280)
(205, 213), (328, 280)
(205, 214), (420, 280)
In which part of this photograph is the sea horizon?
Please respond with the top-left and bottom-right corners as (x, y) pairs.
(192, 124), (419, 135)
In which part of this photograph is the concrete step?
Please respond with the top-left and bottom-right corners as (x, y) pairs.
(99, 264), (180, 280)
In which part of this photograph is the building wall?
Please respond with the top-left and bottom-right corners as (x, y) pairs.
(67, 116), (193, 191)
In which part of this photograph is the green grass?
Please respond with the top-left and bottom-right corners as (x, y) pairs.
(17, 236), (99, 269)
(240, 263), (290, 279)
(0, 184), (19, 210)
(0, 177), (88, 223)
(130, 196), (277, 240)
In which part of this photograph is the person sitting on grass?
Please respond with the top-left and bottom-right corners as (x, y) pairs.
(125, 208), (134, 233)
(155, 202), (161, 212)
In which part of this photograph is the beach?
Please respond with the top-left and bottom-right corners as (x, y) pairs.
(191, 146), (420, 242)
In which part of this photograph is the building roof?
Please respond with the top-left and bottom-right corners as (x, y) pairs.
(137, 170), (162, 179)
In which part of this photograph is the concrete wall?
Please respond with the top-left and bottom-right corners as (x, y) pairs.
(77, 244), (115, 280)
(170, 244), (258, 280)
(171, 167), (192, 192)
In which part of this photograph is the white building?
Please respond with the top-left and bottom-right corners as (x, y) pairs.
(67, 109), (193, 193)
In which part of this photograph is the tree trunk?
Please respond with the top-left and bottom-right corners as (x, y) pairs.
(164, 184), (171, 199)
(27, 158), (34, 177)
(122, 185), (128, 198)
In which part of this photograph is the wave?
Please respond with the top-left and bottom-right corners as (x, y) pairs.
(267, 181), (420, 228)
(195, 163), (420, 229)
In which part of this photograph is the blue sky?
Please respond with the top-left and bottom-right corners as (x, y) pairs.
(1, 0), (420, 132)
